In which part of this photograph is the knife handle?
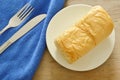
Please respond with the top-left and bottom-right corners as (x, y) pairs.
(0, 41), (12, 54)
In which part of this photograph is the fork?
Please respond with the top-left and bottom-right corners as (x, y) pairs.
(0, 3), (34, 34)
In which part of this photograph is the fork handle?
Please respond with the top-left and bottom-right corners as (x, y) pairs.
(0, 24), (10, 34)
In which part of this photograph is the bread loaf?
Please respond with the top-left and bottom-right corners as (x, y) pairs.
(55, 6), (114, 63)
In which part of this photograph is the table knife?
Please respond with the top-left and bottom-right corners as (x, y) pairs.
(0, 14), (46, 54)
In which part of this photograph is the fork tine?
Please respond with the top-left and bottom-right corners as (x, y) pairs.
(20, 7), (34, 20)
(18, 4), (31, 18)
(17, 3), (29, 17)
(19, 6), (34, 20)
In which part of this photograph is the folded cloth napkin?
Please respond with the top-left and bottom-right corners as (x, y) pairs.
(0, 0), (65, 80)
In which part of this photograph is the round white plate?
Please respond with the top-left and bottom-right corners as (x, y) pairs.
(46, 4), (115, 71)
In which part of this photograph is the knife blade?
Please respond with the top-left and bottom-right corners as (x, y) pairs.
(0, 14), (46, 54)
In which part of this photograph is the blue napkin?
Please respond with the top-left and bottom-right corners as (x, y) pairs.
(0, 0), (65, 80)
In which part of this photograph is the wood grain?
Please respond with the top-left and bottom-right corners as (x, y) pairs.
(33, 0), (120, 80)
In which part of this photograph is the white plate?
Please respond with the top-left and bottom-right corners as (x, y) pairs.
(46, 4), (115, 71)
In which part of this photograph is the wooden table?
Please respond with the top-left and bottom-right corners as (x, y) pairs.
(33, 0), (120, 80)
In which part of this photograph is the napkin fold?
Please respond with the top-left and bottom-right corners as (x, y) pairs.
(0, 0), (65, 80)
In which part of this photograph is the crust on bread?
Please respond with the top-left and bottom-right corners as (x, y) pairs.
(55, 6), (114, 63)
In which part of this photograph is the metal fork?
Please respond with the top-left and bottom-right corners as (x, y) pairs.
(0, 3), (34, 34)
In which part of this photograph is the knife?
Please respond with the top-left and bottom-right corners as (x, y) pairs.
(0, 14), (46, 54)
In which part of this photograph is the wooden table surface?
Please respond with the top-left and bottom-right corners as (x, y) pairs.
(33, 0), (120, 80)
